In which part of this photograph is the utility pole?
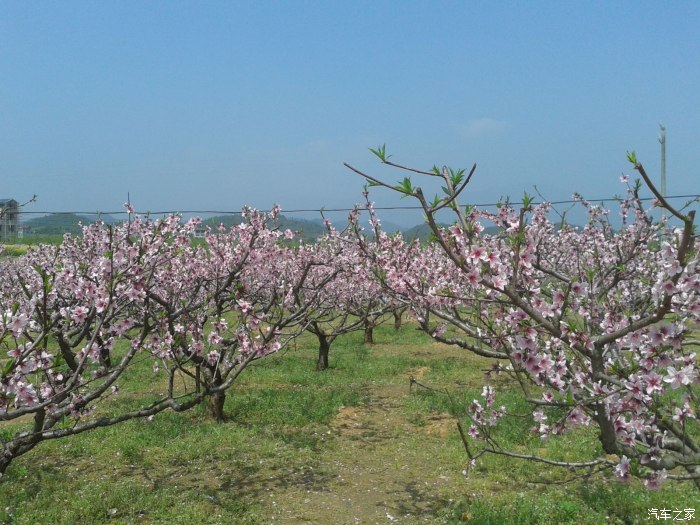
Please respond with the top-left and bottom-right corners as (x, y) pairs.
(659, 124), (667, 198)
(658, 124), (667, 221)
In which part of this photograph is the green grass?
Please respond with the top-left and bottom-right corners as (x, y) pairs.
(9, 234), (66, 245)
(0, 244), (29, 257)
(0, 323), (697, 524)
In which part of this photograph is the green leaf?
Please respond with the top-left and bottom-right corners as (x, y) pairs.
(53, 352), (65, 367)
(626, 150), (638, 165)
(450, 168), (465, 186)
(2, 359), (15, 378)
(396, 177), (414, 195)
(369, 144), (388, 162)
(565, 390), (575, 405)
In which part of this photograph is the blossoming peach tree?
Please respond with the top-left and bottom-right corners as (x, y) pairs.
(299, 221), (393, 370)
(0, 206), (319, 475)
(346, 148), (699, 489)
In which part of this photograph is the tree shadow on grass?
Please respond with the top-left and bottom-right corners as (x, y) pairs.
(390, 480), (452, 519)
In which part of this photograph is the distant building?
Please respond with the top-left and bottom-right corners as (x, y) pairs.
(0, 199), (19, 241)
(193, 225), (207, 238)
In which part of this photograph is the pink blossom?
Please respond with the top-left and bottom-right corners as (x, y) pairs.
(644, 373), (664, 394)
(469, 246), (488, 263)
(490, 274), (506, 289)
(237, 300), (251, 313)
(466, 269), (480, 285)
(552, 290), (565, 307)
(663, 366), (692, 389)
(71, 306), (89, 324)
(15, 382), (38, 406)
(432, 324), (447, 338)
(614, 455), (630, 481)
(207, 332), (222, 345)
(190, 340), (204, 356)
(644, 470), (667, 490)
(566, 406), (590, 426)
(7, 346), (23, 360)
(570, 282), (585, 295)
(8, 313), (29, 337)
(661, 281), (677, 294)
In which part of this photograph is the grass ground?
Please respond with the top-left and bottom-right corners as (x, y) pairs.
(0, 324), (697, 524)
(0, 244), (29, 257)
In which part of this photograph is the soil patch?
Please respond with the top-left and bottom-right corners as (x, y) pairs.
(265, 383), (465, 524)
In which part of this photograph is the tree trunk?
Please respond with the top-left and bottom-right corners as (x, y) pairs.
(316, 333), (331, 371)
(207, 391), (226, 422)
(203, 367), (226, 422)
(590, 354), (618, 455)
(393, 310), (403, 331)
(593, 403), (619, 455)
(364, 319), (375, 344)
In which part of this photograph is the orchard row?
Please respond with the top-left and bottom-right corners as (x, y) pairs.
(1, 154), (698, 490)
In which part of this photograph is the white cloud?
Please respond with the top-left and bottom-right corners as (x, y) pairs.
(460, 117), (508, 140)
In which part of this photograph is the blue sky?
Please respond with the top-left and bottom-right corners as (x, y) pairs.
(1, 2), (698, 226)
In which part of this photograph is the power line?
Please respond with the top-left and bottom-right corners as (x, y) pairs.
(16, 193), (700, 217)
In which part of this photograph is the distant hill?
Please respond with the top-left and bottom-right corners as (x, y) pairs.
(402, 223), (449, 242)
(22, 213), (119, 235)
(375, 219), (404, 234)
(22, 212), (376, 242)
(403, 223), (504, 243)
(278, 216), (328, 241)
(201, 214), (329, 243)
(21, 212), (572, 243)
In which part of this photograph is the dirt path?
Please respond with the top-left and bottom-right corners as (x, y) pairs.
(264, 382), (467, 524)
